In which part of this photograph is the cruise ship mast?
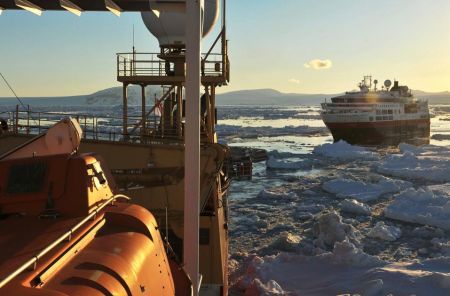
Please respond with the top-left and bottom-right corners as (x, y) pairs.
(0, 1), (225, 294)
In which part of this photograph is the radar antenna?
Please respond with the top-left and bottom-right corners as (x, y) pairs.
(384, 79), (392, 91)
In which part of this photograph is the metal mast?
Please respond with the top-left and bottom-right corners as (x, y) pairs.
(184, 0), (203, 294)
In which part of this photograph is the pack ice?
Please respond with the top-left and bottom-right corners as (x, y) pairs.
(322, 175), (411, 201)
(385, 184), (450, 230)
(313, 140), (379, 161)
(235, 241), (450, 296)
(377, 143), (450, 182)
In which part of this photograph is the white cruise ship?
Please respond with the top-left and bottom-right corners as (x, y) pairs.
(321, 76), (430, 145)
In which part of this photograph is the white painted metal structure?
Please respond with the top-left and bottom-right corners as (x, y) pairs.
(185, 1), (203, 294)
(141, 0), (218, 47)
(141, 0), (205, 292)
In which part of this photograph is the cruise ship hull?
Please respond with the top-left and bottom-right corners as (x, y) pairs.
(325, 118), (430, 145)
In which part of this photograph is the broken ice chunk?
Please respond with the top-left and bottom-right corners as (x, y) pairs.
(368, 221), (402, 241)
(340, 199), (372, 215)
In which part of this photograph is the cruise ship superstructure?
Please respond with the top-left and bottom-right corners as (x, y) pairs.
(321, 76), (430, 145)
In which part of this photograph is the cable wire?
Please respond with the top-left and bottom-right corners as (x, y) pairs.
(0, 72), (27, 110)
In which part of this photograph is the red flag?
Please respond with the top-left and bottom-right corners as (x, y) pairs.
(154, 101), (163, 116)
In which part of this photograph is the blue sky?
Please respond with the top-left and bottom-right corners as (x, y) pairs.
(0, 0), (449, 97)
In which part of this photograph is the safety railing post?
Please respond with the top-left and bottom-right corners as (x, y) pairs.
(15, 105), (19, 133)
(84, 116), (87, 140)
(117, 55), (119, 77)
(96, 118), (99, 140)
(38, 112), (41, 134)
(26, 105), (30, 135)
(129, 59), (132, 76)
(92, 117), (95, 140)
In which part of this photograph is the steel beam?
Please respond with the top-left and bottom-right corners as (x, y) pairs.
(59, 0), (82, 16)
(184, 0), (202, 295)
(104, 0), (121, 16)
(141, 84), (146, 136)
(122, 83), (128, 137)
(14, 0), (42, 15)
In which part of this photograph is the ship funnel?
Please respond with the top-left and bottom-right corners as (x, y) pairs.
(141, 0), (220, 48)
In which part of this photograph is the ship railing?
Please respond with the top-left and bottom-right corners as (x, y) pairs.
(0, 194), (131, 290)
(4, 107), (185, 144)
(116, 52), (225, 78)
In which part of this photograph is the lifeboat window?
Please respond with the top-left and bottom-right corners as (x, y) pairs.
(87, 162), (107, 188)
(6, 162), (47, 194)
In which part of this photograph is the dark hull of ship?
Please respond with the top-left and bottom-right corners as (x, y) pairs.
(325, 118), (430, 146)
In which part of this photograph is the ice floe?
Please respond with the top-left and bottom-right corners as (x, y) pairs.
(313, 140), (379, 161)
(368, 221), (402, 241)
(399, 143), (450, 156)
(224, 105), (450, 295)
(385, 186), (450, 230)
(257, 189), (298, 200)
(431, 238), (450, 256)
(312, 211), (360, 248)
(340, 199), (372, 215)
(260, 231), (302, 254)
(412, 225), (445, 239)
(378, 144), (450, 182)
(234, 242), (450, 295)
(322, 176), (412, 201)
(216, 124), (328, 138)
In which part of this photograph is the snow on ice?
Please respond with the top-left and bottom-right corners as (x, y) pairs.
(385, 185), (450, 230)
(225, 112), (450, 296)
(340, 199), (372, 215)
(216, 124), (327, 139)
(313, 140), (379, 161)
(367, 221), (402, 241)
(312, 211), (361, 248)
(257, 189), (298, 201)
(322, 175), (412, 201)
(234, 241), (450, 296)
(377, 144), (450, 182)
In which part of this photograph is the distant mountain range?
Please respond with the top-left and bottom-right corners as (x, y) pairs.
(216, 88), (450, 105)
(0, 86), (449, 106)
(216, 89), (332, 105)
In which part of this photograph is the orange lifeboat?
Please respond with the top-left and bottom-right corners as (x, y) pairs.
(0, 118), (191, 295)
